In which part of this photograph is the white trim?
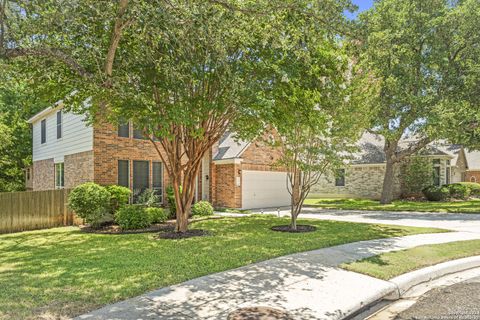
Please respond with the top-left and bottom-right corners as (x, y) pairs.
(213, 158), (244, 165)
(27, 102), (64, 124)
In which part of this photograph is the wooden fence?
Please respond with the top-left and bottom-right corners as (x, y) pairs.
(0, 189), (76, 234)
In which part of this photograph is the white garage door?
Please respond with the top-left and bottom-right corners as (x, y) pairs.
(242, 170), (291, 209)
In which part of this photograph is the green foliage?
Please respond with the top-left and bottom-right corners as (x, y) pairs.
(136, 189), (160, 207)
(115, 205), (151, 230)
(68, 183), (111, 227)
(145, 207), (168, 224)
(457, 182), (480, 196)
(446, 183), (471, 200)
(422, 185), (450, 202)
(401, 157), (434, 194)
(191, 201), (214, 217)
(166, 185), (182, 218)
(105, 185), (131, 214)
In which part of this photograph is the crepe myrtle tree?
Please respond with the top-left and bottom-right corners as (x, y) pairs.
(1, 0), (358, 232)
(354, 0), (480, 204)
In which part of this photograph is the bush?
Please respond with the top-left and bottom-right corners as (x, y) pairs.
(145, 207), (169, 224)
(115, 205), (151, 230)
(106, 185), (131, 214)
(191, 201), (214, 216)
(401, 157), (434, 195)
(68, 183), (111, 227)
(447, 183), (471, 200)
(457, 182), (480, 197)
(137, 189), (160, 207)
(166, 185), (182, 218)
(422, 185), (450, 202)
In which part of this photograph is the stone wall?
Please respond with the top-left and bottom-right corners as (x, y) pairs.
(311, 164), (402, 200)
(64, 151), (94, 189)
(32, 158), (55, 190)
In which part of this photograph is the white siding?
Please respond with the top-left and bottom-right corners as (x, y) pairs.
(32, 109), (93, 162)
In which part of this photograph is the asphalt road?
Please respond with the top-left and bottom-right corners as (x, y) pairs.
(396, 276), (480, 320)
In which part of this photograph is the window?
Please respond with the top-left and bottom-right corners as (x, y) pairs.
(133, 160), (149, 201)
(471, 176), (477, 183)
(433, 167), (441, 186)
(55, 163), (64, 189)
(335, 169), (346, 187)
(41, 119), (46, 144)
(56, 111), (62, 139)
(152, 162), (163, 202)
(118, 120), (130, 138)
(433, 159), (441, 165)
(133, 124), (148, 140)
(118, 160), (130, 188)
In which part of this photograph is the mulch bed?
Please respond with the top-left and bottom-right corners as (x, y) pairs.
(80, 222), (175, 234)
(156, 229), (210, 239)
(270, 225), (317, 233)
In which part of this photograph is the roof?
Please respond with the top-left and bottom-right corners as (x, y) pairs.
(465, 150), (480, 170)
(27, 101), (64, 124)
(351, 132), (455, 165)
(213, 132), (250, 161)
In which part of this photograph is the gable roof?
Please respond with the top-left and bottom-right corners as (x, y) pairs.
(213, 132), (250, 161)
(27, 101), (64, 124)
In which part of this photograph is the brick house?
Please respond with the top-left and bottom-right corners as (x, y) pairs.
(26, 103), (290, 209)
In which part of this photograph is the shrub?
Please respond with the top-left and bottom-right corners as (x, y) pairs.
(137, 189), (160, 207)
(447, 183), (471, 200)
(115, 205), (151, 230)
(458, 182), (480, 197)
(401, 157), (434, 195)
(191, 201), (214, 216)
(166, 185), (182, 218)
(145, 207), (168, 224)
(422, 185), (450, 202)
(106, 185), (131, 214)
(68, 183), (111, 227)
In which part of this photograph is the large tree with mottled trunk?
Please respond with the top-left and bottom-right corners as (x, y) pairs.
(1, 0), (358, 232)
(355, 0), (480, 204)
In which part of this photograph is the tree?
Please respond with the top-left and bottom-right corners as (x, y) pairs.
(401, 156), (434, 196)
(355, 0), (480, 204)
(1, 0), (358, 232)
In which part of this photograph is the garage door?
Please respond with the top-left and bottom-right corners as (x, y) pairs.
(242, 170), (291, 209)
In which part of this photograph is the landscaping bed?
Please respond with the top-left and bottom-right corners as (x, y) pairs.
(304, 198), (480, 213)
(0, 215), (444, 319)
(341, 239), (480, 280)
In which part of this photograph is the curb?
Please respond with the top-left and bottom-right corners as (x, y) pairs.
(385, 255), (480, 300)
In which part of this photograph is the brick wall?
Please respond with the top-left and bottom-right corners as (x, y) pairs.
(213, 163), (241, 208)
(466, 171), (480, 183)
(240, 133), (285, 172)
(32, 158), (55, 190)
(311, 164), (402, 200)
(65, 151), (94, 189)
(93, 121), (170, 202)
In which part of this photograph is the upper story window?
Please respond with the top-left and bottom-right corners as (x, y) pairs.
(55, 163), (64, 189)
(41, 119), (47, 144)
(133, 124), (148, 140)
(335, 169), (346, 187)
(118, 120), (130, 138)
(56, 111), (62, 139)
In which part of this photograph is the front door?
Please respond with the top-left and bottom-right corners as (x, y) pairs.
(202, 155), (210, 201)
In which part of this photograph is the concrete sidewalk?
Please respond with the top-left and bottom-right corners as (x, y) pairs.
(76, 231), (480, 320)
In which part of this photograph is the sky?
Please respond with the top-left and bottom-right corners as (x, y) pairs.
(346, 0), (374, 19)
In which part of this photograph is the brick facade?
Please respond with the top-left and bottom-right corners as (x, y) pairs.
(32, 158), (55, 190)
(65, 151), (94, 189)
(93, 121), (170, 202)
(466, 171), (480, 183)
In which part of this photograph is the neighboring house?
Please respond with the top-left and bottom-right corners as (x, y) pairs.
(26, 103), (288, 209)
(310, 133), (472, 200)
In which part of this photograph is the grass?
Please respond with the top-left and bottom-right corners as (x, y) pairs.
(304, 198), (480, 213)
(0, 215), (444, 320)
(342, 239), (480, 280)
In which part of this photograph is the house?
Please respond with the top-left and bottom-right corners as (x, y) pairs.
(310, 133), (474, 200)
(26, 103), (289, 210)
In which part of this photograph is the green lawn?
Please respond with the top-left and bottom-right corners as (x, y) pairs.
(304, 198), (480, 213)
(0, 216), (444, 320)
(342, 239), (480, 280)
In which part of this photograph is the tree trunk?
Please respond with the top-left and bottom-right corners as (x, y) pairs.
(289, 170), (301, 230)
(290, 213), (297, 230)
(380, 156), (396, 204)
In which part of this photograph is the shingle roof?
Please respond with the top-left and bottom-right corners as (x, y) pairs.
(213, 132), (250, 161)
